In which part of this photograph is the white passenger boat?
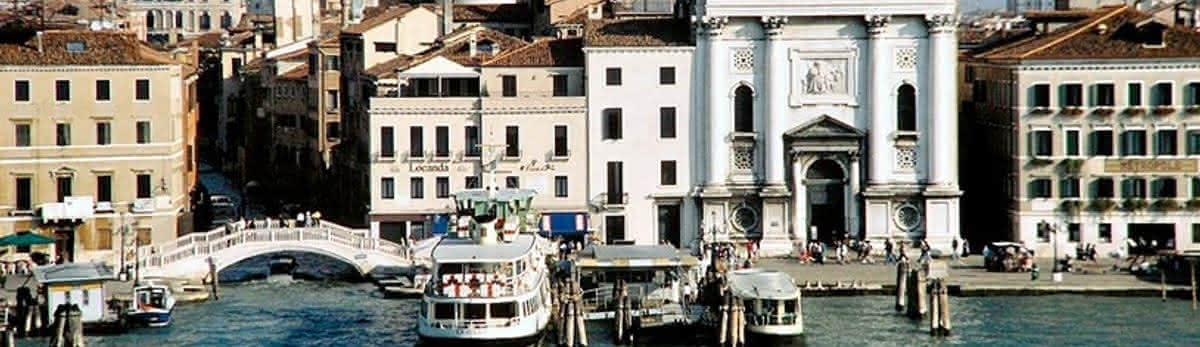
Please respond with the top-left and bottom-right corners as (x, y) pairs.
(416, 189), (552, 344)
(727, 269), (803, 337)
(576, 245), (704, 328)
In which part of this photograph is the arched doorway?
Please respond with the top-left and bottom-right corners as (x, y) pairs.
(806, 159), (845, 243)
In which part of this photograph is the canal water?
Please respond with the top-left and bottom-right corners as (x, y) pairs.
(18, 255), (1200, 346)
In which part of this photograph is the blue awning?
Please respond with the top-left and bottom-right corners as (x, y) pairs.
(539, 213), (588, 238)
(432, 215), (450, 236)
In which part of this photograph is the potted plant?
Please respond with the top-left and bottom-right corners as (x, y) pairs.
(1186, 105), (1200, 115)
(1058, 159), (1084, 175)
(1151, 199), (1181, 212)
(1060, 106), (1085, 116)
(1125, 107), (1147, 116)
(1122, 198), (1148, 211)
(1152, 106), (1176, 116)
(1060, 200), (1082, 215)
(1030, 107), (1055, 115)
(1187, 198), (1200, 211)
(1029, 157), (1055, 167)
(1090, 198), (1116, 212)
(1093, 107), (1115, 116)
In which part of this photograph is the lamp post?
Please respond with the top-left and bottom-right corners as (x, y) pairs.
(1041, 220), (1062, 282)
(118, 210), (131, 281)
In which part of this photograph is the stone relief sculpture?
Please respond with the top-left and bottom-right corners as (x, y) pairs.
(803, 60), (845, 95)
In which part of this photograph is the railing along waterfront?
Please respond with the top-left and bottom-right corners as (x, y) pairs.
(138, 225), (403, 270)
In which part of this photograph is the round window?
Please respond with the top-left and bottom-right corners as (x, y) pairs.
(894, 204), (921, 230)
(731, 204), (759, 232)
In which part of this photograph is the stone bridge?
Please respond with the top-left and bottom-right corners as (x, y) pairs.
(138, 221), (411, 281)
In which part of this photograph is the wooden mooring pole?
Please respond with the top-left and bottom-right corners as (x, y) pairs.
(208, 257), (220, 301)
(927, 279), (952, 336)
(1191, 260), (1197, 311)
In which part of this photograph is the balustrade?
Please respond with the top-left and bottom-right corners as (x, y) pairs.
(139, 226), (395, 269)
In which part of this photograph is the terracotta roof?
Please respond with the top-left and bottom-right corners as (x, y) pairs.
(168, 31), (223, 49)
(0, 30), (178, 65)
(366, 54), (414, 78)
(278, 64), (308, 81)
(584, 17), (692, 47)
(978, 6), (1200, 60)
(344, 5), (418, 34)
(484, 38), (583, 67)
(454, 4), (530, 23)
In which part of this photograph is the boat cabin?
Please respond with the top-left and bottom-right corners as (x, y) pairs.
(728, 269), (802, 328)
(430, 234), (541, 298)
(32, 262), (115, 323)
(575, 245), (700, 315)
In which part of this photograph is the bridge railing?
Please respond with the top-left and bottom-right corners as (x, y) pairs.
(138, 224), (400, 270)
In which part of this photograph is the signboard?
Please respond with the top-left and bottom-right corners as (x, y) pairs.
(1103, 159), (1198, 173)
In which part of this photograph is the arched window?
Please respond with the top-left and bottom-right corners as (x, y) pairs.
(897, 84), (916, 131)
(146, 12), (155, 31)
(734, 85), (753, 133)
(220, 12), (232, 29)
(175, 12), (183, 28)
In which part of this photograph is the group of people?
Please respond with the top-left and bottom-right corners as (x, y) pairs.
(1125, 237), (1168, 268)
(796, 238), (878, 265)
(223, 210), (323, 234)
(1, 260), (37, 275)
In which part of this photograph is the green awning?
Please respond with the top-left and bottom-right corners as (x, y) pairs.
(0, 232), (56, 247)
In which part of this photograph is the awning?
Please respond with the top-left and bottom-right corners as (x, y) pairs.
(538, 213), (587, 238)
(432, 215), (450, 236)
(397, 56), (479, 79)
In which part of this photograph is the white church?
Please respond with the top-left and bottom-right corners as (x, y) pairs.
(689, 0), (961, 255)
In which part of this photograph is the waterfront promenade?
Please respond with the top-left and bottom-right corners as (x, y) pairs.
(758, 256), (1196, 297)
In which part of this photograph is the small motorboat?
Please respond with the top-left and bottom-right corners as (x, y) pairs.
(379, 265), (431, 298)
(126, 282), (176, 327)
(268, 254), (297, 281)
(728, 268), (803, 338)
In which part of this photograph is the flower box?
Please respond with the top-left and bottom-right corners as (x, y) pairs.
(1122, 198), (1148, 211)
(1092, 107), (1115, 116)
(1060, 107), (1085, 116)
(1186, 106), (1200, 115)
(1059, 159), (1084, 174)
(1152, 106), (1176, 116)
(1089, 199), (1116, 212)
(1187, 199), (1200, 211)
(1030, 107), (1055, 115)
(1151, 199), (1181, 212)
(1029, 158), (1055, 166)
(1124, 107), (1147, 116)
(1059, 200), (1082, 215)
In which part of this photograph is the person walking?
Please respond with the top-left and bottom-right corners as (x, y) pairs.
(884, 239), (895, 264)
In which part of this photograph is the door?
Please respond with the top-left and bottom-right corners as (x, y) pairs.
(380, 222), (407, 245)
(658, 204), (681, 248)
(54, 227), (75, 263)
(806, 159), (846, 244)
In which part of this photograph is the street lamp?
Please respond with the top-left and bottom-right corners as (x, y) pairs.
(1040, 220), (1062, 282)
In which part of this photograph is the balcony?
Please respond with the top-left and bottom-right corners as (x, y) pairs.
(132, 198), (155, 214)
(1059, 106), (1085, 116)
(602, 192), (628, 208)
(549, 149), (571, 161)
(39, 196), (95, 223)
(501, 150), (523, 162)
(728, 132), (757, 184)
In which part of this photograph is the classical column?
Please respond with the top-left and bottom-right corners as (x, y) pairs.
(702, 16), (730, 188)
(926, 13), (958, 187)
(791, 156), (807, 244)
(762, 16), (789, 189)
(848, 151), (862, 237)
(865, 14), (891, 185)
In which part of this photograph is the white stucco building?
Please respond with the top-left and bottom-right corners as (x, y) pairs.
(691, 0), (961, 256)
(584, 16), (698, 247)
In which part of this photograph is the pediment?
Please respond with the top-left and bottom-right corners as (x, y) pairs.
(784, 115), (864, 139)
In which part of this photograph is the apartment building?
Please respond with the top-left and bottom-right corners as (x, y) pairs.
(964, 5), (1200, 256)
(365, 28), (588, 243)
(583, 15), (696, 247)
(0, 31), (197, 265)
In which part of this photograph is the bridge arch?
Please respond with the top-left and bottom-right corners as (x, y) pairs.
(210, 242), (371, 275)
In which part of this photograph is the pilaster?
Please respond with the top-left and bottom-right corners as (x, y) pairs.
(700, 16), (730, 190)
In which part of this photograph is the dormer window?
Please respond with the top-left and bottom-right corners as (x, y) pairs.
(1134, 19), (1167, 48)
(66, 41), (86, 53)
(477, 40), (496, 56)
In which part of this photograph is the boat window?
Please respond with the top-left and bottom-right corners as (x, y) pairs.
(784, 299), (797, 314)
(434, 303), (455, 320)
(490, 302), (517, 319)
(516, 260), (525, 275)
(464, 303), (487, 320)
(439, 263), (464, 277)
(420, 301), (428, 318)
(501, 262), (514, 277)
(83, 290), (89, 306)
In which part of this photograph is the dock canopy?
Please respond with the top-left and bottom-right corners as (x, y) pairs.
(576, 245), (699, 268)
(728, 269), (800, 300)
(33, 262), (115, 285)
(432, 233), (536, 263)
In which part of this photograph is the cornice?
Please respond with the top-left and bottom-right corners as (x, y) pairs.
(582, 47), (696, 54)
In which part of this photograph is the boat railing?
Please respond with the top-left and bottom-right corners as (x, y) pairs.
(428, 317), (523, 330)
(582, 285), (647, 311)
(431, 272), (540, 298)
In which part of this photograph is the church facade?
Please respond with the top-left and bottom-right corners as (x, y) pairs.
(690, 0), (961, 255)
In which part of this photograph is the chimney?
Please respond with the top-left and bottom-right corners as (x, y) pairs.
(469, 31), (477, 57)
(36, 31), (43, 52)
(442, 0), (454, 37)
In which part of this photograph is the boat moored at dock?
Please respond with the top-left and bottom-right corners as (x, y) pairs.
(126, 281), (177, 328)
(727, 268), (803, 337)
(575, 244), (703, 329)
(416, 189), (552, 343)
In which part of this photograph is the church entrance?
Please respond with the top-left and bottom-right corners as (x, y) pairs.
(806, 159), (845, 244)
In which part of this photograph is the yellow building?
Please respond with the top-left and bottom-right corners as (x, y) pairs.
(0, 30), (198, 266)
